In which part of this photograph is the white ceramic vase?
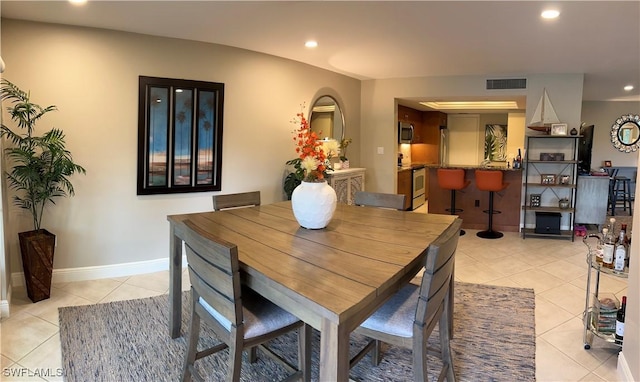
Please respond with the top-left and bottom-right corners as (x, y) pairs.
(291, 180), (337, 229)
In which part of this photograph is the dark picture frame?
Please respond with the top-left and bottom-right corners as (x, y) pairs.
(541, 174), (557, 185)
(137, 76), (224, 195)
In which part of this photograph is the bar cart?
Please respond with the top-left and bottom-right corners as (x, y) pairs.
(583, 234), (628, 349)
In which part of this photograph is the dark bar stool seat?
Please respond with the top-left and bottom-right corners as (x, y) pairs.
(475, 170), (509, 239)
(437, 168), (470, 235)
(610, 176), (633, 215)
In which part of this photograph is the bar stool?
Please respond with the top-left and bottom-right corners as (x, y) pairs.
(610, 176), (633, 215)
(475, 170), (509, 239)
(437, 168), (470, 235)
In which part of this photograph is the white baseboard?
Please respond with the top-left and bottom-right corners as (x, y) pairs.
(1, 285), (12, 318)
(11, 255), (188, 287)
(617, 351), (634, 381)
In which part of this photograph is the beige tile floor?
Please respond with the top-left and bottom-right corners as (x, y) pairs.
(0, 213), (628, 381)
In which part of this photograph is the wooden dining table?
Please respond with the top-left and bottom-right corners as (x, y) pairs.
(167, 201), (457, 381)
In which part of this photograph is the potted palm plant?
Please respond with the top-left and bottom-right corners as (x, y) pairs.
(0, 79), (86, 302)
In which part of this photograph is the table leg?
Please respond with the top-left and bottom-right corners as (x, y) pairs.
(319, 318), (350, 382)
(169, 226), (183, 339)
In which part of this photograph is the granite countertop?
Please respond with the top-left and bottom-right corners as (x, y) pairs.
(423, 163), (522, 171)
(397, 163), (427, 172)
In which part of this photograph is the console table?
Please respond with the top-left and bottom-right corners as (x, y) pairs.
(327, 167), (365, 204)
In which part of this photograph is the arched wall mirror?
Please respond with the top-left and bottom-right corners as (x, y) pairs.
(309, 95), (345, 142)
(611, 114), (640, 153)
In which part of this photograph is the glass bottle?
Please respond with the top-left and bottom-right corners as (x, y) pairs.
(595, 228), (607, 264)
(608, 217), (617, 240)
(602, 228), (615, 269)
(614, 227), (627, 272)
(626, 230), (631, 268)
(615, 296), (626, 345)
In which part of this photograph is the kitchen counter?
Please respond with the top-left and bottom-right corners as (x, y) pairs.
(397, 163), (426, 172)
(427, 167), (523, 232)
(424, 163), (522, 171)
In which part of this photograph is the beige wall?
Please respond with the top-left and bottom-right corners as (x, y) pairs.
(0, 19), (361, 271)
(582, 101), (640, 169)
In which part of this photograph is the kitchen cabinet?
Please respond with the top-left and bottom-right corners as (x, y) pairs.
(328, 168), (365, 205)
(521, 135), (580, 241)
(397, 168), (412, 210)
(413, 111), (446, 146)
(398, 105), (422, 142)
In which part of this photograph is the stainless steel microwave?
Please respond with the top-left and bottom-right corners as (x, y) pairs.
(398, 122), (414, 143)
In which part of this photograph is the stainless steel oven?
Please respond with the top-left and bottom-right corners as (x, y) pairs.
(412, 167), (426, 210)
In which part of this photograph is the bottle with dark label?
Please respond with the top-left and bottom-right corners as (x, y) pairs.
(615, 296), (626, 345)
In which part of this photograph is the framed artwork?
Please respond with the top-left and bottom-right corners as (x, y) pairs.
(550, 123), (568, 136)
(604, 160), (612, 167)
(484, 124), (508, 161)
(137, 76), (225, 195)
(530, 194), (541, 207)
(541, 174), (557, 185)
(559, 175), (571, 185)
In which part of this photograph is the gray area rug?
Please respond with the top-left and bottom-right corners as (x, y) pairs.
(59, 282), (535, 381)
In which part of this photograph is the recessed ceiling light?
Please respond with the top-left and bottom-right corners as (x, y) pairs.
(624, 85), (634, 91)
(419, 101), (519, 110)
(541, 9), (560, 19)
(69, 0), (87, 5)
(305, 40), (318, 48)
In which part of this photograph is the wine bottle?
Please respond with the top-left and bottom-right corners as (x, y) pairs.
(614, 227), (627, 272)
(615, 296), (626, 345)
(602, 228), (615, 269)
(596, 228), (607, 264)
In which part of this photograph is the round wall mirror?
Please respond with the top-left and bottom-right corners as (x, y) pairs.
(611, 114), (640, 153)
(309, 95), (345, 142)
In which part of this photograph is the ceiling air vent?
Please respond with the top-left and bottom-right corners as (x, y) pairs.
(486, 78), (527, 90)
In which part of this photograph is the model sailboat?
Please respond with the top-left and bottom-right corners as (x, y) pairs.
(528, 88), (560, 133)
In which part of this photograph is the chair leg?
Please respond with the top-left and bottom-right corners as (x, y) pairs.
(448, 272), (454, 339)
(228, 337), (243, 382)
(183, 301), (202, 382)
(298, 324), (312, 382)
(439, 302), (456, 382)
(372, 340), (382, 366)
(248, 347), (257, 363)
(412, 334), (428, 382)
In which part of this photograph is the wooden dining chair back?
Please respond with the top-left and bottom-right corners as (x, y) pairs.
(350, 218), (462, 382)
(212, 191), (261, 211)
(354, 191), (406, 210)
(181, 220), (310, 382)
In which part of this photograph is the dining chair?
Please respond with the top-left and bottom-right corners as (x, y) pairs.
(181, 220), (311, 382)
(354, 191), (406, 210)
(212, 191), (261, 211)
(350, 218), (462, 382)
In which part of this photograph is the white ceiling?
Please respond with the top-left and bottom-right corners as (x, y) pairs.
(2, 1), (639, 106)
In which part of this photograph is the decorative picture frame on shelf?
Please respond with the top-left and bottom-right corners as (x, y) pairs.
(541, 174), (557, 185)
(559, 175), (571, 185)
(550, 123), (568, 136)
(604, 160), (612, 167)
(530, 194), (541, 207)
